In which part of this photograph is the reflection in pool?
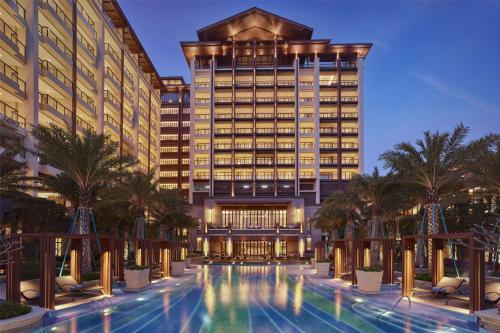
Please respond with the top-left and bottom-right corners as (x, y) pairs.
(39, 265), (480, 332)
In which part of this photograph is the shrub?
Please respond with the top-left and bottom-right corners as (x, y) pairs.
(316, 259), (331, 263)
(0, 302), (32, 320)
(125, 264), (149, 270)
(82, 272), (100, 282)
(358, 266), (382, 272)
(415, 273), (432, 281)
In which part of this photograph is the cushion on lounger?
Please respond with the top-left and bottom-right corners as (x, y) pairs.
(434, 277), (464, 294)
(431, 286), (446, 294)
(20, 279), (40, 299)
(485, 282), (500, 303)
(55, 276), (81, 292)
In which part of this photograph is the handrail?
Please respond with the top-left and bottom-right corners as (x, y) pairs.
(40, 0), (72, 30)
(76, 2), (96, 33)
(123, 86), (133, 101)
(123, 128), (133, 141)
(39, 93), (71, 117)
(39, 59), (72, 88)
(235, 113), (252, 118)
(39, 25), (72, 58)
(77, 58), (95, 85)
(0, 17), (25, 55)
(104, 90), (120, 108)
(77, 30), (96, 58)
(104, 114), (120, 129)
(104, 66), (120, 85)
(14, 0), (26, 19)
(76, 87), (96, 112)
(104, 43), (120, 64)
(0, 58), (26, 93)
(0, 100), (25, 128)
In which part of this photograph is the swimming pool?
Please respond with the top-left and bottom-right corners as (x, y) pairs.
(39, 265), (481, 332)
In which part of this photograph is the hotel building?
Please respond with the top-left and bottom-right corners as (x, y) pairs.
(159, 77), (190, 195)
(0, 0), (163, 196)
(182, 8), (371, 259)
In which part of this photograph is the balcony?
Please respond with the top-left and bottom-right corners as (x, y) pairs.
(195, 98), (210, 106)
(299, 81), (314, 89)
(277, 112), (294, 120)
(214, 97), (232, 105)
(234, 97), (252, 104)
(255, 81), (274, 87)
(234, 144), (253, 151)
(77, 30), (96, 64)
(123, 128), (134, 144)
(77, 58), (96, 90)
(341, 143), (359, 151)
(319, 143), (338, 151)
(104, 90), (120, 112)
(214, 81), (232, 88)
(3, 0), (26, 21)
(0, 17), (25, 61)
(39, 59), (72, 95)
(276, 159), (294, 166)
(214, 128), (233, 136)
(104, 43), (120, 68)
(0, 59), (26, 99)
(319, 80), (358, 88)
(124, 67), (134, 88)
(235, 81), (253, 88)
(104, 66), (121, 92)
(234, 113), (252, 120)
(139, 88), (149, 103)
(39, 0), (72, 36)
(234, 128), (252, 136)
(277, 97), (294, 104)
(319, 112), (337, 120)
(342, 128), (359, 136)
(76, 115), (93, 132)
(276, 128), (294, 136)
(39, 93), (71, 122)
(342, 158), (359, 167)
(105, 114), (120, 135)
(255, 144), (274, 151)
(76, 87), (96, 115)
(0, 100), (25, 130)
(341, 96), (358, 104)
(255, 113), (274, 120)
(214, 114), (232, 121)
(277, 80), (294, 87)
(76, 2), (96, 36)
(255, 97), (274, 104)
(319, 128), (337, 136)
(255, 128), (274, 136)
(214, 144), (231, 151)
(276, 144), (295, 151)
(139, 124), (149, 138)
(39, 25), (72, 68)
(195, 82), (210, 89)
(320, 158), (337, 167)
(319, 97), (336, 104)
(123, 86), (134, 106)
(341, 112), (358, 120)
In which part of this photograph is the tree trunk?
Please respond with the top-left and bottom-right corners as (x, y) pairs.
(370, 215), (382, 264)
(135, 216), (146, 239)
(159, 223), (168, 240)
(426, 203), (440, 270)
(77, 206), (92, 274)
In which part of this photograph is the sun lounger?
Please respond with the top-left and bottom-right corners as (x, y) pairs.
(412, 276), (465, 297)
(445, 281), (500, 306)
(55, 276), (104, 298)
(21, 278), (77, 303)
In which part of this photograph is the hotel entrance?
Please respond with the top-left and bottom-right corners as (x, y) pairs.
(221, 240), (287, 260)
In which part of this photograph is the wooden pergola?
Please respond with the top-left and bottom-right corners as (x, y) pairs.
(315, 238), (396, 285)
(5, 233), (175, 309)
(401, 232), (485, 313)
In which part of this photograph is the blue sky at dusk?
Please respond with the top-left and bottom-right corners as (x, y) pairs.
(119, 0), (500, 172)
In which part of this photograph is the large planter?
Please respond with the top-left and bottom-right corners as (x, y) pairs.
(356, 270), (383, 292)
(124, 268), (150, 290)
(311, 258), (315, 269)
(171, 261), (185, 277)
(185, 257), (192, 268)
(0, 306), (46, 333)
(315, 262), (330, 277)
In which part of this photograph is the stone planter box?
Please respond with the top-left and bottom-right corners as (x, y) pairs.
(124, 268), (150, 290)
(171, 261), (185, 277)
(476, 308), (500, 332)
(356, 270), (383, 292)
(311, 258), (315, 269)
(316, 262), (330, 277)
(185, 257), (192, 268)
(0, 306), (46, 333)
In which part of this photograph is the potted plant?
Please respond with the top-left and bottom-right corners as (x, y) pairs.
(124, 264), (150, 290)
(171, 247), (185, 277)
(315, 259), (331, 277)
(355, 266), (383, 292)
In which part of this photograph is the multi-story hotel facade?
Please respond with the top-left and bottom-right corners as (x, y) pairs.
(0, 0), (163, 198)
(159, 77), (190, 195)
(181, 8), (371, 259)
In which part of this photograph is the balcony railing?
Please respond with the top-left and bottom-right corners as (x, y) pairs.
(0, 100), (25, 129)
(195, 98), (210, 105)
(276, 128), (294, 134)
(235, 81), (253, 87)
(277, 97), (294, 103)
(342, 128), (358, 134)
(123, 86), (133, 102)
(256, 113), (274, 119)
(0, 17), (25, 56)
(76, 2), (96, 33)
(104, 66), (120, 86)
(39, 25), (72, 58)
(195, 82), (210, 88)
(277, 113), (294, 118)
(77, 30), (96, 59)
(235, 97), (252, 103)
(235, 113), (252, 119)
(255, 81), (274, 87)
(76, 59), (96, 86)
(319, 128), (337, 135)
(139, 106), (148, 119)
(234, 128), (252, 134)
(341, 112), (358, 118)
(11, 0), (26, 19)
(39, 93), (71, 118)
(320, 112), (337, 119)
(277, 143), (295, 149)
(214, 114), (232, 119)
(123, 128), (133, 142)
(320, 143), (338, 149)
(76, 116), (92, 131)
(277, 80), (294, 86)
(104, 90), (120, 109)
(76, 87), (96, 113)
(235, 144), (253, 149)
(256, 143), (274, 149)
(40, 0), (72, 31)
(256, 97), (274, 103)
(214, 81), (232, 87)
(104, 43), (120, 65)
(0, 59), (26, 93)
(104, 114), (120, 129)
(256, 128), (274, 134)
(39, 59), (72, 89)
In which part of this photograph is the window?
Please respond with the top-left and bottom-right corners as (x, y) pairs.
(160, 159), (178, 165)
(221, 209), (287, 229)
(160, 134), (178, 141)
(161, 121), (178, 127)
(160, 147), (178, 153)
(160, 171), (178, 178)
(160, 107), (178, 115)
(160, 183), (178, 189)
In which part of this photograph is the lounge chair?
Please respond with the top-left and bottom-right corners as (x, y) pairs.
(412, 276), (465, 298)
(20, 279), (41, 304)
(55, 276), (104, 298)
(445, 281), (500, 306)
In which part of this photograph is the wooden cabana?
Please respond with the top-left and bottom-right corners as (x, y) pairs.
(401, 233), (485, 313)
(5, 233), (173, 309)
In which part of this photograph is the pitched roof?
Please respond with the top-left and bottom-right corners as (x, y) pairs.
(196, 7), (313, 41)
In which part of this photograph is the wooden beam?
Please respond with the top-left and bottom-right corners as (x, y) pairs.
(382, 239), (394, 285)
(114, 239), (125, 282)
(40, 235), (55, 309)
(100, 237), (113, 296)
(469, 237), (485, 313)
(334, 241), (344, 279)
(70, 239), (81, 283)
(6, 235), (21, 303)
(431, 239), (444, 286)
(402, 237), (415, 297)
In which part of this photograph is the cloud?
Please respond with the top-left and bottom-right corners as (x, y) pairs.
(409, 72), (500, 116)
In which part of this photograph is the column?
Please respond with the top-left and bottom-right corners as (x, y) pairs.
(95, 5), (105, 134)
(402, 237), (415, 297)
(70, 238), (81, 283)
(40, 235), (55, 309)
(382, 239), (394, 285)
(469, 237), (485, 313)
(313, 53), (321, 204)
(294, 55), (300, 196)
(431, 238), (444, 286)
(335, 53), (342, 189)
(6, 235), (21, 303)
(114, 239), (125, 282)
(100, 237), (113, 296)
(334, 241), (345, 279)
(356, 55), (365, 173)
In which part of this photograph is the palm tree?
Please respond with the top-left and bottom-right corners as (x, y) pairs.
(465, 133), (500, 198)
(0, 137), (36, 194)
(119, 169), (158, 239)
(348, 168), (398, 263)
(150, 189), (197, 242)
(380, 124), (469, 267)
(34, 124), (135, 273)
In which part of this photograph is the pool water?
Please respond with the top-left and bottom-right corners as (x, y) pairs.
(39, 265), (481, 332)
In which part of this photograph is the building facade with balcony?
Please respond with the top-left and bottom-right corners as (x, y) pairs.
(0, 0), (163, 199)
(159, 76), (190, 195)
(182, 8), (371, 259)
